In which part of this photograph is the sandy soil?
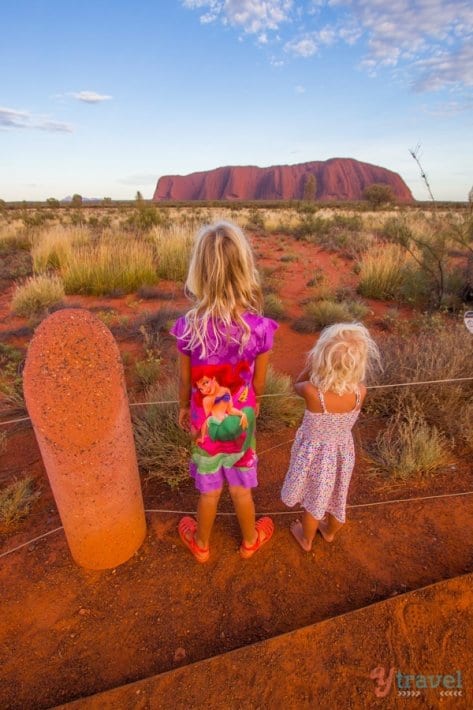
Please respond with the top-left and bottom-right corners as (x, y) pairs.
(0, 231), (472, 708)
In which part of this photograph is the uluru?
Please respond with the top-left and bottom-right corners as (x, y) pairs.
(153, 158), (414, 202)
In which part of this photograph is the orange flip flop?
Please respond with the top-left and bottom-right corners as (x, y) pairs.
(178, 516), (210, 563)
(240, 516), (274, 559)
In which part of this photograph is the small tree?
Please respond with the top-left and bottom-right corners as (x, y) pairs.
(102, 197), (112, 205)
(46, 197), (60, 208)
(303, 173), (317, 201)
(71, 194), (83, 208)
(135, 191), (144, 204)
(363, 183), (395, 208)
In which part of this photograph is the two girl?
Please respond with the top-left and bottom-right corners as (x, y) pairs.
(172, 220), (379, 562)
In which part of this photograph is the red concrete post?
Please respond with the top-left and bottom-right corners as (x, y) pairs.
(23, 309), (146, 569)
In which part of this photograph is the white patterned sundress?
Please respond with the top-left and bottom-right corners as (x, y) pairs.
(281, 387), (361, 523)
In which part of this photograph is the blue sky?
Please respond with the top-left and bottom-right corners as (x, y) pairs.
(1, 0), (472, 201)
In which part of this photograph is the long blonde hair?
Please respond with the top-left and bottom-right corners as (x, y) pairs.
(308, 322), (380, 395)
(181, 221), (263, 357)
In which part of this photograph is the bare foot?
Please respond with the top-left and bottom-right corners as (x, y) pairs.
(318, 519), (335, 543)
(290, 520), (312, 552)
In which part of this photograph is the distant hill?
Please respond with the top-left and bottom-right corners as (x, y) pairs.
(153, 158), (413, 202)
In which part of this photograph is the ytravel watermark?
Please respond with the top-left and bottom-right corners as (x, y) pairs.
(370, 666), (463, 698)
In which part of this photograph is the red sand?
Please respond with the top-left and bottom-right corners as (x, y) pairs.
(0, 230), (472, 708)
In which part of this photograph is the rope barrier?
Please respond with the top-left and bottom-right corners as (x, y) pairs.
(1, 375), (473, 427)
(2, 489), (473, 561)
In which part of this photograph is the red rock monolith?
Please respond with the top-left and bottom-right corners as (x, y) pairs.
(23, 309), (146, 569)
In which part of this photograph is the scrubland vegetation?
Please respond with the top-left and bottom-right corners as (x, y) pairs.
(1, 198), (472, 491)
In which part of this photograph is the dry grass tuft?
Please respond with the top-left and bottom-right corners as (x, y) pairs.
(368, 409), (451, 479)
(11, 273), (65, 317)
(132, 380), (190, 489)
(0, 476), (40, 529)
(151, 224), (194, 281)
(258, 366), (304, 431)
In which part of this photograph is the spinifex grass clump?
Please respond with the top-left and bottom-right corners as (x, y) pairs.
(357, 243), (407, 300)
(0, 476), (40, 529)
(368, 409), (450, 480)
(258, 365), (304, 431)
(368, 321), (473, 454)
(31, 225), (90, 272)
(263, 293), (286, 320)
(132, 380), (190, 489)
(293, 298), (369, 332)
(151, 224), (194, 282)
(62, 240), (156, 295)
(11, 273), (65, 317)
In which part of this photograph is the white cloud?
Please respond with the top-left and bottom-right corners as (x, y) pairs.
(70, 91), (113, 103)
(0, 107), (73, 132)
(285, 36), (318, 57)
(182, 0), (293, 34)
(294, 84), (306, 93)
(183, 0), (473, 96)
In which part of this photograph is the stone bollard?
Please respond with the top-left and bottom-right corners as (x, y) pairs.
(23, 309), (146, 569)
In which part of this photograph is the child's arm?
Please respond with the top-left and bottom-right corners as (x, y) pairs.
(178, 353), (191, 430)
(253, 351), (270, 417)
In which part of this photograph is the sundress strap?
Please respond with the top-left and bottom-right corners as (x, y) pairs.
(354, 385), (361, 410)
(317, 388), (327, 413)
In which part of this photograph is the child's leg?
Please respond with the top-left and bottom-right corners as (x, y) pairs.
(291, 510), (319, 552)
(318, 513), (344, 542)
(195, 488), (223, 548)
(229, 485), (257, 546)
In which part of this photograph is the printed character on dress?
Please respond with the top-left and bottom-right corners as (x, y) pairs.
(281, 323), (380, 552)
(170, 221), (278, 562)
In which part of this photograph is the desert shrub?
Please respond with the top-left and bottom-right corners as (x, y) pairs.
(0, 476), (40, 528)
(151, 224), (193, 281)
(368, 410), (450, 479)
(61, 240), (156, 295)
(11, 273), (65, 316)
(134, 355), (161, 388)
(357, 244), (407, 300)
(263, 293), (286, 320)
(132, 380), (190, 488)
(245, 209), (266, 231)
(363, 183), (395, 208)
(124, 206), (168, 232)
(258, 366), (304, 431)
(368, 322), (473, 451)
(293, 299), (368, 332)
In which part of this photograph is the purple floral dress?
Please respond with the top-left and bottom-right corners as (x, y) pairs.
(281, 387), (361, 523)
(171, 312), (278, 493)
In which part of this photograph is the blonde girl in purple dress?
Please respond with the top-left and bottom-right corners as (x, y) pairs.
(171, 221), (278, 563)
(281, 323), (380, 552)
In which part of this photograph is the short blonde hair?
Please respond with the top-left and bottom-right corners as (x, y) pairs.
(183, 221), (263, 356)
(308, 322), (380, 395)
